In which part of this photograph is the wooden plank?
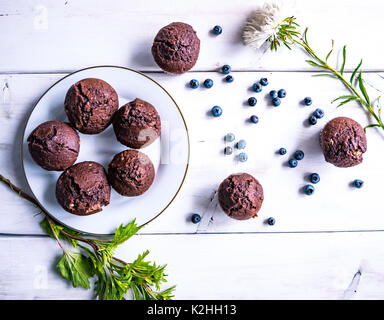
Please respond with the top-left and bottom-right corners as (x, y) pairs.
(1, 232), (384, 299)
(1, 71), (383, 235)
(0, 0), (382, 73)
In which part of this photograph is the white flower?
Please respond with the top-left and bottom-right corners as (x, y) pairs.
(242, 1), (295, 49)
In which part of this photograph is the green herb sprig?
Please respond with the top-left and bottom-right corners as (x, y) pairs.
(0, 174), (175, 300)
(268, 20), (384, 133)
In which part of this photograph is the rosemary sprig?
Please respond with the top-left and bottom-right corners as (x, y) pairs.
(268, 21), (384, 133)
(0, 173), (175, 300)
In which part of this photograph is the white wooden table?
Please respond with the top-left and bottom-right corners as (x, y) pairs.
(1, 0), (384, 299)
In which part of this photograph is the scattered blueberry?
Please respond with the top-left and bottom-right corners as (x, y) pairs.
(303, 97), (312, 106)
(211, 105), (222, 117)
(224, 146), (233, 155)
(294, 150), (305, 161)
(212, 25), (222, 35)
(252, 82), (262, 92)
(248, 97), (257, 106)
(308, 115), (317, 125)
(353, 179), (364, 188)
(304, 184), (315, 195)
(203, 79), (214, 88)
(266, 217), (276, 226)
(272, 97), (281, 107)
(189, 79), (199, 89)
(279, 148), (287, 155)
(310, 173), (320, 184)
(191, 213), (201, 224)
(238, 152), (248, 162)
(260, 78), (268, 86)
(269, 90), (278, 98)
(314, 108), (324, 119)
(278, 89), (286, 98)
(288, 158), (298, 168)
(225, 75), (234, 83)
(221, 64), (231, 74)
(250, 115), (259, 124)
(225, 133), (235, 142)
(236, 139), (246, 149)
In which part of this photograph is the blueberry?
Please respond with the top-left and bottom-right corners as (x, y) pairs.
(288, 158), (298, 168)
(236, 139), (246, 149)
(248, 97), (257, 106)
(304, 184), (315, 195)
(225, 75), (234, 83)
(250, 115), (259, 124)
(252, 82), (262, 92)
(294, 150), (305, 161)
(225, 133), (235, 142)
(308, 115), (317, 125)
(260, 78), (268, 86)
(279, 148), (287, 155)
(310, 173), (320, 184)
(269, 90), (278, 98)
(221, 64), (231, 74)
(238, 152), (248, 162)
(189, 79), (199, 89)
(303, 97), (312, 106)
(224, 146), (233, 155)
(211, 106), (222, 117)
(191, 213), (201, 224)
(314, 108), (324, 119)
(278, 89), (286, 98)
(272, 97), (281, 107)
(353, 179), (364, 188)
(204, 79), (214, 88)
(267, 217), (275, 226)
(212, 25), (222, 35)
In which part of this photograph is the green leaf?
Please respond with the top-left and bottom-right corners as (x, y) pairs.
(350, 59), (363, 84)
(305, 60), (323, 68)
(364, 124), (380, 132)
(358, 71), (370, 105)
(332, 95), (357, 103)
(312, 73), (338, 79)
(106, 220), (141, 254)
(57, 251), (95, 288)
(325, 39), (334, 62)
(340, 45), (347, 75)
(336, 96), (359, 108)
(40, 218), (79, 247)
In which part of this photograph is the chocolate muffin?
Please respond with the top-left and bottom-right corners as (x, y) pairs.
(112, 98), (161, 149)
(27, 120), (80, 171)
(108, 150), (155, 197)
(218, 173), (264, 220)
(151, 22), (200, 74)
(320, 117), (367, 167)
(64, 78), (119, 134)
(56, 161), (111, 216)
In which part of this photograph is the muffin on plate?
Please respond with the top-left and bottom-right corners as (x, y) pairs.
(64, 78), (119, 134)
(320, 117), (367, 167)
(56, 161), (111, 216)
(27, 120), (80, 171)
(112, 98), (161, 149)
(151, 22), (200, 74)
(108, 150), (155, 197)
(218, 173), (264, 220)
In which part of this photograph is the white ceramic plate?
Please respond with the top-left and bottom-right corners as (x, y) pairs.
(22, 66), (189, 235)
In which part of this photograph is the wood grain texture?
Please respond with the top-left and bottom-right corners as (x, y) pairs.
(0, 0), (383, 73)
(2, 232), (384, 299)
(1, 71), (383, 235)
